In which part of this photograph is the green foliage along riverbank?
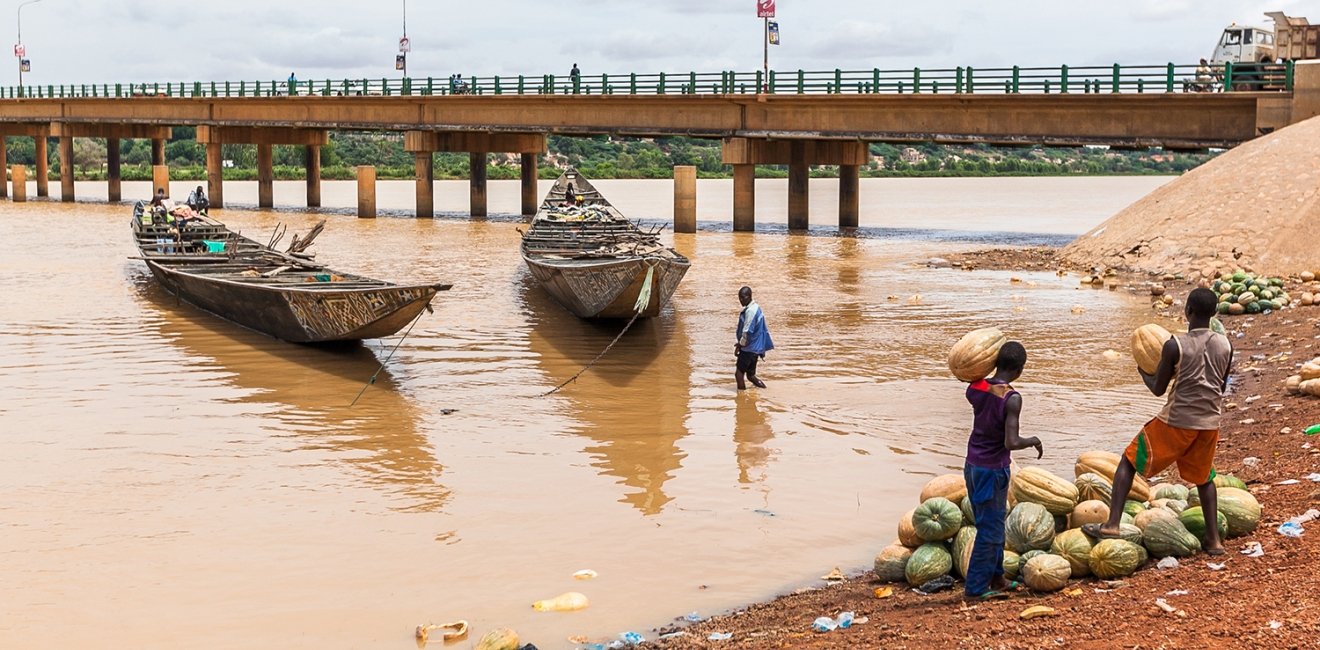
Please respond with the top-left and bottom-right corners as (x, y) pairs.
(2, 128), (1217, 181)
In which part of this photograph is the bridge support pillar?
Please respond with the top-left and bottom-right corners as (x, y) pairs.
(11, 165), (25, 202)
(58, 136), (74, 202)
(470, 151), (487, 217)
(732, 164), (755, 232)
(151, 138), (165, 166)
(356, 165), (376, 218)
(674, 165), (697, 233)
(206, 142), (224, 209)
(35, 136), (48, 197)
(839, 164), (859, 229)
(787, 142), (809, 231)
(521, 153), (538, 216)
(0, 137), (7, 199)
(414, 152), (434, 218)
(305, 145), (321, 208)
(257, 143), (274, 208)
(725, 138), (867, 232)
(107, 138), (121, 202)
(152, 164), (170, 199)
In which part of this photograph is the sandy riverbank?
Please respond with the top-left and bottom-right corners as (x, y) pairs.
(644, 287), (1320, 649)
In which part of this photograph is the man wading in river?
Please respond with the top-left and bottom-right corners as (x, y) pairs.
(1083, 288), (1233, 555)
(735, 286), (773, 390)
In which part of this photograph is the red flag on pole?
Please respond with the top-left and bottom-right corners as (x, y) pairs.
(757, 0), (775, 18)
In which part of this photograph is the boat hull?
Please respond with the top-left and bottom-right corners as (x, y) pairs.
(149, 263), (438, 343)
(522, 255), (689, 319)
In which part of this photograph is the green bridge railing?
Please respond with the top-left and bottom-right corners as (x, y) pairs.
(0, 62), (1294, 100)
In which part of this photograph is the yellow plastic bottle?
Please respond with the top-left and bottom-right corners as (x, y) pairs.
(531, 591), (589, 612)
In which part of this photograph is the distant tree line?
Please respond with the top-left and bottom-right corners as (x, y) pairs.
(2, 130), (1217, 181)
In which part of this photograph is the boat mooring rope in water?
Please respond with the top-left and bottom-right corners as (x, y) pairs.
(349, 307), (428, 408)
(541, 261), (658, 398)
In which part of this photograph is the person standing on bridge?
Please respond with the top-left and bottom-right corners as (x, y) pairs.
(570, 63), (580, 87)
(735, 286), (773, 391)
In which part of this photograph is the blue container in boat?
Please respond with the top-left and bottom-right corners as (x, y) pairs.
(202, 240), (225, 253)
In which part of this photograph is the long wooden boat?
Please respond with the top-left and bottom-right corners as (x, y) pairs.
(131, 202), (450, 343)
(520, 169), (689, 319)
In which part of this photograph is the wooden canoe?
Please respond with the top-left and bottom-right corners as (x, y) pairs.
(131, 202), (450, 343)
(520, 169), (689, 319)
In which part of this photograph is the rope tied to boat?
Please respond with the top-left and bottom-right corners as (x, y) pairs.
(541, 258), (661, 398)
(349, 308), (428, 408)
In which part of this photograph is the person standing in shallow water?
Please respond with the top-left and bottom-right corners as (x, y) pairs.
(735, 286), (773, 390)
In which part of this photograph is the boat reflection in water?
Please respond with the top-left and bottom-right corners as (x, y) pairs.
(523, 275), (693, 516)
(132, 275), (451, 515)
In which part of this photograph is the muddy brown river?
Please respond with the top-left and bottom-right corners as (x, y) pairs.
(0, 177), (1182, 648)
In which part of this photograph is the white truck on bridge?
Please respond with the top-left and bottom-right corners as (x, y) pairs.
(1210, 12), (1317, 65)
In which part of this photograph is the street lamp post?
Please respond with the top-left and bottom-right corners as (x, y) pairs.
(16, 0), (45, 92)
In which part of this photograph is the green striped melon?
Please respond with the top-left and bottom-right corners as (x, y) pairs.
(905, 543), (953, 586)
(1049, 528), (1096, 578)
(1179, 506), (1228, 540)
(960, 496), (975, 525)
(1134, 506), (1179, 532)
(912, 497), (963, 542)
(953, 526), (977, 578)
(1020, 549), (1046, 562)
(1021, 553), (1072, 592)
(1153, 484), (1189, 501)
(1005, 502), (1056, 554)
(1217, 487), (1262, 537)
(1002, 550), (1022, 580)
(1075, 472), (1113, 504)
(873, 544), (913, 582)
(1075, 451), (1151, 502)
(1213, 474), (1248, 491)
(1119, 523), (1144, 547)
(1142, 518), (1201, 558)
(1089, 539), (1145, 579)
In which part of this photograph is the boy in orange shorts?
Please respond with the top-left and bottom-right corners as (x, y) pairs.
(1083, 288), (1233, 555)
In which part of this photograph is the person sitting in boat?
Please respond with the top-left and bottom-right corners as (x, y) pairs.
(186, 185), (209, 216)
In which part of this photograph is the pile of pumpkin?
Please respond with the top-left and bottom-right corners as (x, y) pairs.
(873, 454), (1263, 592)
(1285, 357), (1320, 398)
(1211, 271), (1289, 316)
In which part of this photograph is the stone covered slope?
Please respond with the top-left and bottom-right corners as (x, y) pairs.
(1062, 114), (1320, 277)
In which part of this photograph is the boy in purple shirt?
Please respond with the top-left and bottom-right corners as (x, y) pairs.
(963, 341), (1043, 599)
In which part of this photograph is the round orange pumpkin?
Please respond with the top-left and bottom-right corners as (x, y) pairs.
(1131, 324), (1171, 375)
(948, 327), (1007, 382)
(919, 474), (967, 504)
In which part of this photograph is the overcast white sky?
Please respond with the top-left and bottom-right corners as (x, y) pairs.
(3, 0), (1310, 86)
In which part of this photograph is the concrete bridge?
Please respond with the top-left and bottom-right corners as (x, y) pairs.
(1, 61), (1317, 231)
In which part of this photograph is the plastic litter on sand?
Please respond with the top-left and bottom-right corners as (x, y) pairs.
(707, 632), (733, 641)
(1157, 557), (1181, 569)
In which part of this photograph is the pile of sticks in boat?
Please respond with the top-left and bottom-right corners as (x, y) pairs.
(522, 229), (677, 259)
